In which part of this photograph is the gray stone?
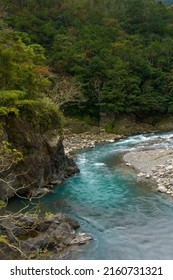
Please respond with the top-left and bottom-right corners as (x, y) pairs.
(166, 165), (173, 170)
(70, 233), (93, 245)
(0, 211), (93, 259)
(167, 190), (172, 194)
(137, 172), (145, 177)
(157, 185), (167, 193)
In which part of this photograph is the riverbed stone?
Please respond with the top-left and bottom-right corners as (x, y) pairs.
(166, 165), (173, 170)
(63, 132), (122, 155)
(137, 172), (145, 177)
(157, 186), (167, 193)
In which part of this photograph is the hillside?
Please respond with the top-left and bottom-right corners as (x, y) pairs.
(1, 0), (173, 130)
(1, 0), (173, 260)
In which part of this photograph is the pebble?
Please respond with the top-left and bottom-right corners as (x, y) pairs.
(167, 190), (172, 194)
(166, 165), (173, 170)
(137, 172), (145, 177)
(157, 186), (167, 193)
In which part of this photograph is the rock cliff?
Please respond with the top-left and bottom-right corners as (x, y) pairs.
(0, 117), (79, 201)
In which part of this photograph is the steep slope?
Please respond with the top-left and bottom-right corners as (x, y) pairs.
(0, 117), (79, 201)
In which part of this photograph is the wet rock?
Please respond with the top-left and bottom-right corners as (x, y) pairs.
(70, 233), (93, 245)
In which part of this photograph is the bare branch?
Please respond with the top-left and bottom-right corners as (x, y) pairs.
(49, 75), (85, 109)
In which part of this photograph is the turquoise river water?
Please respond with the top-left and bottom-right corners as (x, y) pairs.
(8, 131), (173, 259)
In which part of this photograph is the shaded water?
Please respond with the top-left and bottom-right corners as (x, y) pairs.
(8, 132), (173, 259)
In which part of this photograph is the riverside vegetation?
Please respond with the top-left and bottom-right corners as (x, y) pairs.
(1, 0), (173, 259)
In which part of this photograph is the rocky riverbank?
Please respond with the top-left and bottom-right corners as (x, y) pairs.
(63, 130), (173, 198)
(0, 118), (84, 260)
(63, 130), (122, 155)
(123, 148), (173, 196)
(0, 211), (92, 260)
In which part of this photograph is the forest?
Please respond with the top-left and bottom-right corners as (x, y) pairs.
(2, 0), (173, 260)
(1, 0), (173, 127)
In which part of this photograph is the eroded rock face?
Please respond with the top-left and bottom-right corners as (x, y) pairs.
(0, 118), (79, 201)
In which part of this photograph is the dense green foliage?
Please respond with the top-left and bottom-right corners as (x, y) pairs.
(0, 20), (63, 131)
(1, 0), (173, 124)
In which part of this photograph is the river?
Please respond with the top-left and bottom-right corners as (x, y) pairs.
(8, 131), (173, 259)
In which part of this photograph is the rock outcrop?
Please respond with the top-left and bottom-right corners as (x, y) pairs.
(0, 212), (92, 259)
(0, 118), (79, 201)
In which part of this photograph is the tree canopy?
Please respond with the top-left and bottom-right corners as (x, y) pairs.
(0, 21), (62, 131)
(1, 0), (173, 124)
